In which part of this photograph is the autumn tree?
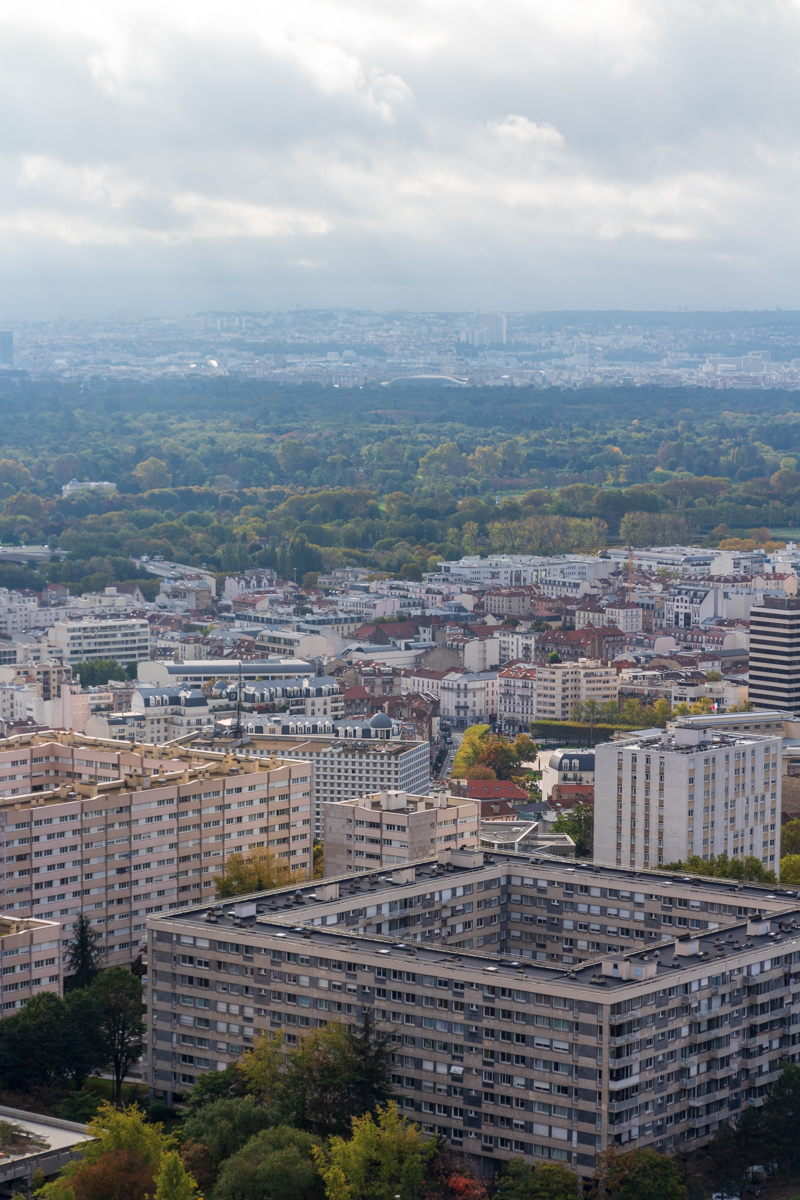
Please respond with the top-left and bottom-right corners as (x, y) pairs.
(214, 847), (306, 898)
(451, 726), (490, 778)
(154, 1150), (201, 1200)
(464, 764), (497, 781)
(38, 1102), (177, 1200)
(132, 458), (172, 491)
(312, 1102), (437, 1200)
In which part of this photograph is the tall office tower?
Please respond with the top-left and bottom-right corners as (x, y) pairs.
(487, 313), (507, 345)
(749, 596), (800, 713)
(0, 331), (13, 366)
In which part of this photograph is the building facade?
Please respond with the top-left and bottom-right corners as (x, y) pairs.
(147, 850), (800, 1181)
(595, 727), (782, 872)
(0, 732), (313, 974)
(440, 671), (498, 727)
(229, 730), (431, 840)
(323, 789), (480, 876)
(749, 597), (800, 714)
(498, 665), (537, 733)
(48, 619), (150, 665)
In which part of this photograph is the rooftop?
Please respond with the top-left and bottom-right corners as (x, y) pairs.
(152, 846), (800, 994)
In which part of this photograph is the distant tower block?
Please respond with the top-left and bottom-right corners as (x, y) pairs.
(0, 331), (13, 366)
(488, 313), (507, 345)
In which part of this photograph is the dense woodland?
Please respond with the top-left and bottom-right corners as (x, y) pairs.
(2, 381), (800, 591)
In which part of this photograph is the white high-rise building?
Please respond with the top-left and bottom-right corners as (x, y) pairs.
(594, 726), (782, 871)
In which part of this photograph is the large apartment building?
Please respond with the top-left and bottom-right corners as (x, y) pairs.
(534, 661), (618, 722)
(225, 728), (430, 840)
(595, 727), (782, 872)
(0, 915), (63, 1012)
(47, 618), (150, 665)
(0, 732), (313, 980)
(147, 849), (800, 1181)
(323, 789), (480, 876)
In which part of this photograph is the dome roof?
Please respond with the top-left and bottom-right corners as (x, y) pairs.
(370, 712), (394, 729)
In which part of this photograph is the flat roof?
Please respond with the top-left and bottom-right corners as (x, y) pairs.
(150, 847), (800, 993)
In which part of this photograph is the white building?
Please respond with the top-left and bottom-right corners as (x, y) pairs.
(47, 618), (150, 665)
(497, 627), (537, 663)
(440, 670), (498, 727)
(435, 554), (615, 590)
(606, 546), (715, 575)
(138, 659), (315, 688)
(323, 788), (480, 876)
(603, 603), (643, 634)
(398, 667), (450, 700)
(594, 726), (782, 871)
(61, 479), (117, 498)
(539, 748), (595, 801)
(233, 723), (431, 839)
(497, 664), (536, 733)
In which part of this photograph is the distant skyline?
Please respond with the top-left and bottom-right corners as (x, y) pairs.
(3, 0), (800, 316)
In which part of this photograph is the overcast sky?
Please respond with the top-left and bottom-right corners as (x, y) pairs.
(3, 0), (800, 316)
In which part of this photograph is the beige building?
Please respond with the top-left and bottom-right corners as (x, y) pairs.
(535, 660), (618, 721)
(323, 789), (480, 876)
(0, 915), (62, 1013)
(0, 731), (313, 976)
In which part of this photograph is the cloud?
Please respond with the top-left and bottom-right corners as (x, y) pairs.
(0, 0), (800, 311)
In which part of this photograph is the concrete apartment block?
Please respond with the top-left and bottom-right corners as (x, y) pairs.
(323, 790), (480, 876)
(595, 727), (782, 872)
(0, 915), (62, 1013)
(0, 732), (313, 976)
(147, 849), (800, 1180)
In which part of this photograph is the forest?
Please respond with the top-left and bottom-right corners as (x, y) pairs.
(1, 380), (800, 592)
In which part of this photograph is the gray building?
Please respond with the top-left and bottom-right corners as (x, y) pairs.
(147, 849), (800, 1181)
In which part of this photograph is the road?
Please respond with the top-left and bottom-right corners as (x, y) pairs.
(437, 730), (462, 781)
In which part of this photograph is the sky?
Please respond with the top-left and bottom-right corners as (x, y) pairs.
(3, 0), (800, 316)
